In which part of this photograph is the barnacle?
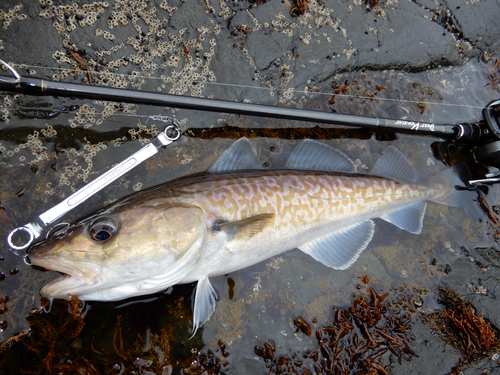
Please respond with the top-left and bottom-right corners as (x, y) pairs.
(0, 4), (27, 30)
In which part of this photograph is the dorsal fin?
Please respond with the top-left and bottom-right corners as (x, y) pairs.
(285, 140), (356, 172)
(372, 146), (419, 182)
(208, 137), (262, 172)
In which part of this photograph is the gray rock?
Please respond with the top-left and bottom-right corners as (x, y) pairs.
(245, 30), (291, 70)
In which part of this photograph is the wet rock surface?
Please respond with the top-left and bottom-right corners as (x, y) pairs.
(0, 0), (500, 374)
(0, 0), (498, 97)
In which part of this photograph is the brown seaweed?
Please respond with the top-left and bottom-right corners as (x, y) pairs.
(426, 287), (500, 373)
(4, 296), (87, 374)
(256, 282), (422, 374)
(290, 0), (310, 16)
(181, 340), (230, 375)
(487, 59), (500, 90)
(294, 318), (312, 337)
(0, 292), (210, 375)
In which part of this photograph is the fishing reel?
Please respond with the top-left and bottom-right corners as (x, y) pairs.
(1, 59), (500, 181)
(430, 99), (500, 184)
(474, 99), (500, 168)
(2, 54), (500, 250)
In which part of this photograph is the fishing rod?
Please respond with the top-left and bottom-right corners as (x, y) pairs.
(2, 59), (500, 250)
(2, 59), (500, 170)
(1, 60), (499, 155)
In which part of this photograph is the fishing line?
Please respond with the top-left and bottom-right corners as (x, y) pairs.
(3, 57), (500, 253)
(2, 59), (500, 174)
(5, 62), (489, 111)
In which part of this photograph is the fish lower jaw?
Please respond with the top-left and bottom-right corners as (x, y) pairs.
(40, 274), (91, 300)
(30, 257), (103, 299)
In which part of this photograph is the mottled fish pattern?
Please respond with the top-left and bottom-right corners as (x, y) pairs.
(28, 138), (458, 333)
(153, 170), (439, 234)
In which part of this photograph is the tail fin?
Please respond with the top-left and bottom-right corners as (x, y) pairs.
(430, 165), (474, 207)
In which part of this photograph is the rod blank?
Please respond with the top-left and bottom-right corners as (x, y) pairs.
(0, 74), (473, 140)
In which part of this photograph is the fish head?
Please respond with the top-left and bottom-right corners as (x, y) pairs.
(28, 202), (207, 301)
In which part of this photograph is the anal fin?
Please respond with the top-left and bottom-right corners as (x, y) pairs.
(191, 277), (218, 336)
(298, 220), (375, 270)
(380, 201), (427, 234)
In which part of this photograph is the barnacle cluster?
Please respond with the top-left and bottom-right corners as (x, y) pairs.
(129, 122), (158, 136)
(0, 0), (392, 148)
(39, 1), (108, 50)
(68, 104), (96, 129)
(0, 95), (13, 122)
(28, 0), (368, 107)
(39, 0), (220, 98)
(40, 125), (57, 138)
(0, 4), (27, 30)
(0, 125), (56, 170)
(94, 28), (115, 40)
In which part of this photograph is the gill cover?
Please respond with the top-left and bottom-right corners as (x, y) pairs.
(30, 202), (208, 302)
(78, 204), (208, 301)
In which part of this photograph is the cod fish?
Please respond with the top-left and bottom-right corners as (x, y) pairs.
(28, 138), (460, 331)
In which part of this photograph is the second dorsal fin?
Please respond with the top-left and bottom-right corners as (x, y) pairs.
(372, 146), (419, 182)
(285, 139), (356, 173)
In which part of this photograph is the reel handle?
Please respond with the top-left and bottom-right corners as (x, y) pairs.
(483, 99), (500, 139)
(472, 99), (500, 170)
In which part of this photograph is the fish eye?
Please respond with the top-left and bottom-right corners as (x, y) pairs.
(88, 217), (118, 242)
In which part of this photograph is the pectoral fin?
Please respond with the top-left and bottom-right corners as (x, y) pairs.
(299, 220), (375, 270)
(212, 213), (275, 241)
(192, 277), (218, 336)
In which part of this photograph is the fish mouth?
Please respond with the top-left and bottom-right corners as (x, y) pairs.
(28, 254), (101, 299)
